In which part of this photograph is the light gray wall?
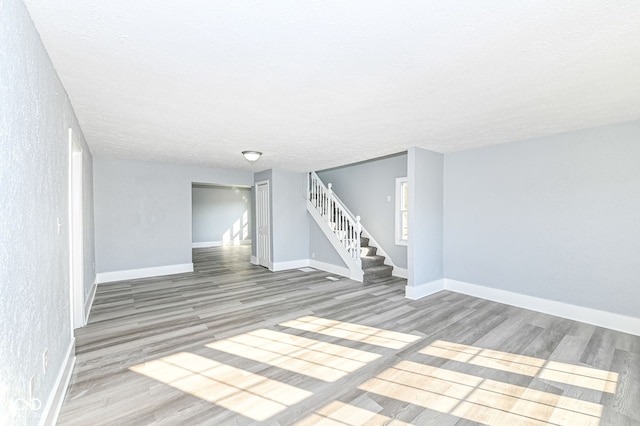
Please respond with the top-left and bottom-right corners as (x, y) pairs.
(408, 147), (444, 286)
(192, 185), (252, 244)
(309, 218), (348, 267)
(94, 158), (252, 273)
(0, 1), (95, 424)
(317, 153), (408, 268)
(444, 121), (640, 317)
(271, 169), (309, 263)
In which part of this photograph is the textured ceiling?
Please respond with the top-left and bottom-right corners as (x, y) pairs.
(23, 0), (640, 172)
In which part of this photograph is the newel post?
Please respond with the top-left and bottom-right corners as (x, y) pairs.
(355, 215), (362, 262)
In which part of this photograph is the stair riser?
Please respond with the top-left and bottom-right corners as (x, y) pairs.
(361, 258), (385, 268)
(361, 247), (377, 256)
(363, 271), (393, 282)
(362, 265), (394, 282)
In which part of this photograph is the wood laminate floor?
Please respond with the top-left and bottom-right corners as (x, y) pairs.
(58, 246), (640, 425)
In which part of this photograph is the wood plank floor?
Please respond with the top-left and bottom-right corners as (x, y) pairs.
(58, 246), (640, 425)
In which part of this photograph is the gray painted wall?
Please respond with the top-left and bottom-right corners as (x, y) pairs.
(408, 147), (444, 286)
(444, 121), (640, 317)
(317, 154), (408, 268)
(309, 218), (348, 267)
(0, 1), (95, 424)
(94, 158), (252, 273)
(192, 185), (252, 244)
(272, 169), (310, 263)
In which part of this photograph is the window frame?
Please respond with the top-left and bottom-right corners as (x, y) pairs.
(395, 177), (408, 246)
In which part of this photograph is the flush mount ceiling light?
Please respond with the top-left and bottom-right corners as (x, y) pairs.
(242, 151), (262, 163)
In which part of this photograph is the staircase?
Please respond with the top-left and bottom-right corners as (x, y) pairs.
(308, 172), (394, 283)
(360, 235), (394, 282)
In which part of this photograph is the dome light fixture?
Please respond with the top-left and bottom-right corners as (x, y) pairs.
(242, 151), (262, 163)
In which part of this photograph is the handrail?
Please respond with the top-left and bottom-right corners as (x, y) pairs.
(308, 172), (361, 262)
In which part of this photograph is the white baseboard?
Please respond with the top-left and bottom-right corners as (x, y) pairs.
(268, 257), (365, 282)
(192, 240), (252, 248)
(445, 279), (640, 337)
(393, 267), (408, 279)
(272, 259), (310, 272)
(309, 259), (351, 279)
(405, 278), (445, 300)
(192, 241), (223, 248)
(40, 339), (75, 426)
(96, 263), (194, 284)
(252, 257), (351, 278)
(251, 259), (274, 269)
(84, 281), (97, 324)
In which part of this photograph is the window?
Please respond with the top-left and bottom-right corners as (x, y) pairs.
(395, 177), (408, 245)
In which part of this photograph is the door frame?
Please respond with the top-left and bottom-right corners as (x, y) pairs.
(69, 128), (85, 330)
(255, 180), (271, 269)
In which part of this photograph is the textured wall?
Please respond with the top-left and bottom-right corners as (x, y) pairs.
(407, 148), (444, 286)
(0, 0), (95, 424)
(317, 154), (408, 268)
(192, 185), (252, 244)
(94, 158), (253, 273)
(444, 121), (640, 317)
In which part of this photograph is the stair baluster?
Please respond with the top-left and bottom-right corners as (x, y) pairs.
(308, 172), (361, 263)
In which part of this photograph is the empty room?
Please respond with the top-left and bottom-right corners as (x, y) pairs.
(1, 1), (639, 425)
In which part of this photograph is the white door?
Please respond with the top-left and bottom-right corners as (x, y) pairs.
(69, 128), (85, 330)
(256, 181), (271, 268)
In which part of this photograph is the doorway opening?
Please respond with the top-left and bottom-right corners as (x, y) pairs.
(69, 128), (84, 331)
(191, 183), (253, 249)
(255, 180), (271, 269)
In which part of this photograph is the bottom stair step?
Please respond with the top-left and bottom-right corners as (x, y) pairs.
(363, 264), (393, 281)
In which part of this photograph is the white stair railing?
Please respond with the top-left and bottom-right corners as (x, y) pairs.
(308, 172), (361, 264)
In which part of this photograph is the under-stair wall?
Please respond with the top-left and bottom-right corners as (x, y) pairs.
(309, 217), (349, 274)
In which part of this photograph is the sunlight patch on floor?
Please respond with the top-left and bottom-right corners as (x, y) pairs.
(360, 359), (603, 425)
(294, 400), (414, 426)
(206, 328), (381, 382)
(420, 340), (618, 393)
(280, 316), (422, 350)
(538, 360), (619, 393)
(129, 327), (618, 424)
(130, 352), (312, 421)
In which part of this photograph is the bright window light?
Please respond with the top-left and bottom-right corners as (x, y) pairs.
(395, 177), (408, 245)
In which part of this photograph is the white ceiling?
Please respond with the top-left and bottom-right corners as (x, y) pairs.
(23, 0), (640, 172)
